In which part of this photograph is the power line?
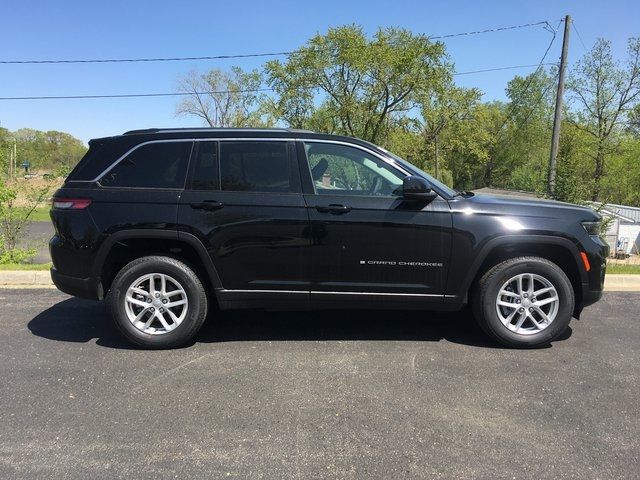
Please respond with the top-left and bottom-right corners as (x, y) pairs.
(432, 20), (554, 39)
(0, 88), (274, 101)
(492, 19), (561, 137)
(454, 63), (557, 76)
(0, 21), (552, 65)
(572, 20), (589, 53)
(0, 51), (293, 65)
(0, 63), (556, 101)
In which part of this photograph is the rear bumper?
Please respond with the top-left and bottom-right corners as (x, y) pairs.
(51, 268), (102, 300)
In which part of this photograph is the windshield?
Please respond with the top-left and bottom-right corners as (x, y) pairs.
(379, 147), (457, 197)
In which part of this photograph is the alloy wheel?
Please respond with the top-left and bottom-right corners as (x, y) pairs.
(124, 273), (189, 335)
(495, 273), (560, 335)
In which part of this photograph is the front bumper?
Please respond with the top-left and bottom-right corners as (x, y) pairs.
(581, 284), (603, 308)
(51, 268), (102, 300)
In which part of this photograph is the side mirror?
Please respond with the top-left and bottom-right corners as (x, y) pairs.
(402, 175), (437, 202)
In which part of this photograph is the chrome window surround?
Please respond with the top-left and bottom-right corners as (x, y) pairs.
(87, 137), (413, 188)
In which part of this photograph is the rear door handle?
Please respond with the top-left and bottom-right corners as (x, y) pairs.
(190, 200), (224, 211)
(316, 204), (352, 215)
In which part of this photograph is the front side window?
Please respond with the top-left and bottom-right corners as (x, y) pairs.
(220, 141), (294, 192)
(100, 141), (192, 188)
(304, 142), (404, 196)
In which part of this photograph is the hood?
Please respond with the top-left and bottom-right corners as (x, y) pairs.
(453, 193), (600, 222)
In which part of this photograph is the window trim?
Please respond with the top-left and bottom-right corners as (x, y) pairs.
(301, 139), (411, 198)
(95, 139), (195, 189)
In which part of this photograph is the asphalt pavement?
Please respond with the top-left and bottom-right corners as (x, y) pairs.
(0, 290), (638, 479)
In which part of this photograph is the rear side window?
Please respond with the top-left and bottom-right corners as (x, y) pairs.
(220, 141), (296, 193)
(100, 141), (192, 189)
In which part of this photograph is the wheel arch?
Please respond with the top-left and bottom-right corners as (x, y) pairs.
(94, 230), (222, 297)
(454, 235), (588, 309)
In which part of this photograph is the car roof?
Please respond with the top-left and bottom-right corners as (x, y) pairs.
(100, 127), (379, 149)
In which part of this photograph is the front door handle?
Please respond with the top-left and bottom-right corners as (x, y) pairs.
(316, 204), (352, 215)
(190, 200), (224, 211)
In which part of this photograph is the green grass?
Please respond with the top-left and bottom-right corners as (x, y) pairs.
(607, 263), (640, 274)
(25, 206), (51, 222)
(0, 262), (51, 271)
(10, 206), (51, 222)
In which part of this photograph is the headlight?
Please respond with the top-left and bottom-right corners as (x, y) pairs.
(582, 221), (602, 240)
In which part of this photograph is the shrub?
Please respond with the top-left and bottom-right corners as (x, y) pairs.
(0, 179), (53, 264)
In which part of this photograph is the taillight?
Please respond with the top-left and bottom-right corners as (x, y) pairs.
(52, 197), (92, 209)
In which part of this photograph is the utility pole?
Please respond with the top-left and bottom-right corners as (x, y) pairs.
(4, 136), (17, 177)
(548, 14), (571, 196)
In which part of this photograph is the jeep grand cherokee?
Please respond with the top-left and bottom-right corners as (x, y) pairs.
(49, 128), (608, 348)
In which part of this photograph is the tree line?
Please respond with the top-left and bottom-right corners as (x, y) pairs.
(176, 25), (640, 206)
(0, 127), (87, 177)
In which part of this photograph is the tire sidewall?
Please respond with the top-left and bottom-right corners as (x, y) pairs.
(481, 259), (574, 347)
(109, 257), (207, 348)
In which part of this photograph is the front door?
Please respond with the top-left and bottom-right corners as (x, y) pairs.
(178, 139), (311, 305)
(299, 140), (452, 304)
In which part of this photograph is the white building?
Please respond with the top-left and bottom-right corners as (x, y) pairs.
(597, 203), (640, 255)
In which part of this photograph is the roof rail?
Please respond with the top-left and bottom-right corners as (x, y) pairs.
(123, 127), (317, 135)
(122, 128), (161, 135)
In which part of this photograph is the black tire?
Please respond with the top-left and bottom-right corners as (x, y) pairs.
(108, 256), (208, 349)
(472, 256), (575, 348)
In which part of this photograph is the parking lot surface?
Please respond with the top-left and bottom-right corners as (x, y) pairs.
(1, 290), (638, 479)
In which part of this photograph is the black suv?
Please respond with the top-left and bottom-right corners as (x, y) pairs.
(50, 128), (608, 348)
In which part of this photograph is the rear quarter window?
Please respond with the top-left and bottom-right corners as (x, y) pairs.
(66, 137), (140, 182)
(99, 141), (193, 189)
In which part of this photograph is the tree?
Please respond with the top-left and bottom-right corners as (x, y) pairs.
(497, 70), (555, 192)
(567, 38), (640, 200)
(265, 25), (451, 144)
(419, 84), (480, 180)
(627, 103), (640, 137)
(444, 102), (504, 190)
(176, 67), (269, 127)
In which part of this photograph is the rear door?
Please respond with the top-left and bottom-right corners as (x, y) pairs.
(177, 139), (311, 305)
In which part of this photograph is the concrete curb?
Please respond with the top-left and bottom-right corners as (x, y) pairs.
(0, 271), (54, 288)
(602, 274), (640, 292)
(0, 271), (639, 292)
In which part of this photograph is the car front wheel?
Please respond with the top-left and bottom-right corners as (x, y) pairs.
(472, 256), (575, 348)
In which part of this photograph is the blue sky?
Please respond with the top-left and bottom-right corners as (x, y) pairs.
(1, 0), (638, 144)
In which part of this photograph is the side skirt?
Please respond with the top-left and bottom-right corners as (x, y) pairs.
(216, 289), (463, 312)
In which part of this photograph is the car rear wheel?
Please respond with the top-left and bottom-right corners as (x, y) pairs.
(108, 256), (208, 348)
(472, 256), (575, 348)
